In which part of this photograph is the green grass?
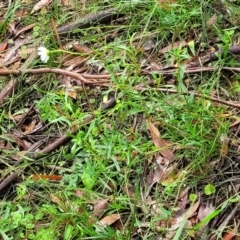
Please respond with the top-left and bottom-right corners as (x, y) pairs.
(0, 0), (240, 239)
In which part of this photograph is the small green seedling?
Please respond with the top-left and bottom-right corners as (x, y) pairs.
(204, 184), (216, 196)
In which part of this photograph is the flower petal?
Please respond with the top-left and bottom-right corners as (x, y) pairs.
(37, 46), (49, 63)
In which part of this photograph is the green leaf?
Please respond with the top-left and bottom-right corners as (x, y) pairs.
(204, 184), (216, 195)
(82, 171), (95, 189)
(228, 197), (239, 203)
(189, 194), (197, 202)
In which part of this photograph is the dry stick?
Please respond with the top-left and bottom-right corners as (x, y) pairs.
(15, 103), (35, 128)
(186, 45), (240, 68)
(57, 8), (124, 35)
(51, 18), (63, 50)
(135, 87), (240, 109)
(0, 68), (110, 84)
(0, 172), (21, 191)
(0, 79), (18, 105)
(82, 83), (93, 110)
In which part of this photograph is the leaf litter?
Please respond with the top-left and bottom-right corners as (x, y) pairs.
(0, 0), (240, 239)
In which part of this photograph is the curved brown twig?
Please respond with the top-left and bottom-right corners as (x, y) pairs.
(0, 68), (110, 84)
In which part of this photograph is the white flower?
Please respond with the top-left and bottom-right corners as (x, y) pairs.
(38, 46), (49, 63)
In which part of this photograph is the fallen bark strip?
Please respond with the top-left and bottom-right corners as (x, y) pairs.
(0, 172), (21, 191)
(135, 86), (240, 109)
(57, 8), (124, 35)
(0, 79), (18, 105)
(186, 45), (240, 68)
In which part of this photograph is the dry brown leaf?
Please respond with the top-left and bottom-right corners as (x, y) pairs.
(222, 230), (237, 240)
(158, 0), (177, 9)
(61, 0), (74, 6)
(159, 40), (187, 54)
(0, 37), (30, 67)
(7, 23), (17, 35)
(11, 60), (21, 70)
(67, 90), (77, 99)
(17, 47), (35, 58)
(16, 9), (30, 19)
(50, 193), (67, 212)
(73, 189), (85, 198)
(50, 193), (62, 204)
(230, 119), (240, 128)
(15, 23), (37, 38)
(207, 14), (217, 27)
(165, 197), (200, 239)
(123, 183), (136, 198)
(220, 134), (229, 158)
(8, 111), (23, 120)
(93, 199), (109, 217)
(31, 0), (52, 14)
(147, 120), (174, 161)
(152, 155), (171, 183)
(0, 141), (11, 151)
(99, 214), (120, 227)
(63, 56), (87, 69)
(80, 0), (86, 11)
(59, 89), (77, 99)
(23, 119), (36, 134)
(0, 41), (8, 52)
(197, 202), (214, 222)
(14, 137), (26, 150)
(73, 43), (92, 53)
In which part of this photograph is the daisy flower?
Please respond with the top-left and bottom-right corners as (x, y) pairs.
(38, 46), (49, 63)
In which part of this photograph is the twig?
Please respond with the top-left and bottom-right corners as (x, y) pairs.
(0, 68), (107, 84)
(15, 103), (35, 128)
(135, 86), (240, 109)
(186, 45), (240, 68)
(57, 8), (124, 35)
(82, 83), (93, 110)
(51, 18), (63, 50)
(0, 79), (18, 105)
(0, 171), (21, 191)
